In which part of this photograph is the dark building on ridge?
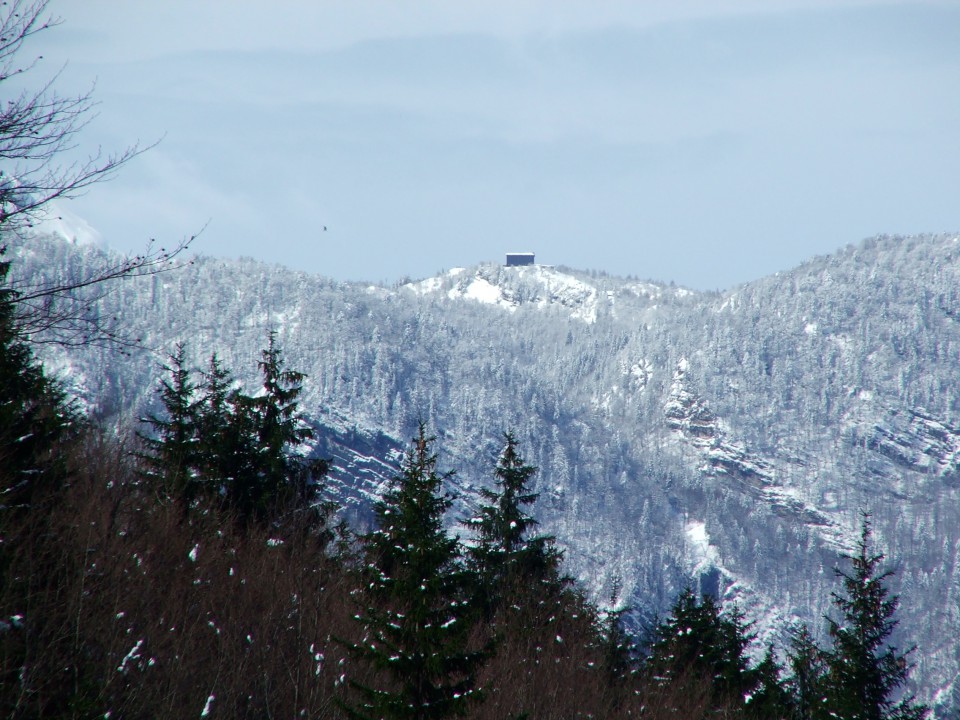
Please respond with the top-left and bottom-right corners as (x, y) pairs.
(505, 252), (535, 267)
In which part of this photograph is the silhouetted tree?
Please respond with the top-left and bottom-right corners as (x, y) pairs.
(225, 332), (327, 524)
(644, 589), (758, 713)
(785, 625), (827, 720)
(747, 645), (792, 719)
(138, 343), (201, 502)
(463, 431), (564, 617)
(138, 335), (328, 526)
(598, 577), (635, 687)
(344, 424), (486, 720)
(0, 247), (76, 510)
(822, 515), (927, 720)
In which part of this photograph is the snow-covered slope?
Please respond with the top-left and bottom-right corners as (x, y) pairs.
(404, 262), (691, 324)
(33, 203), (103, 247)
(12, 231), (960, 715)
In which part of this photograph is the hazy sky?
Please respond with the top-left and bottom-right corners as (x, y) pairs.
(19, 1), (960, 289)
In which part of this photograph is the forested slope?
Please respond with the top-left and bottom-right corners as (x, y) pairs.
(12, 231), (960, 712)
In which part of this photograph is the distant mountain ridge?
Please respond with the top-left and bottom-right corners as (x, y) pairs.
(11, 231), (960, 715)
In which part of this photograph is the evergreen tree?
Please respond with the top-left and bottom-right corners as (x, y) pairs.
(138, 343), (201, 502)
(822, 515), (927, 720)
(344, 423), (486, 720)
(250, 331), (326, 509)
(644, 589), (758, 712)
(785, 625), (827, 720)
(0, 246), (81, 717)
(222, 331), (326, 524)
(462, 432), (564, 616)
(194, 352), (235, 487)
(137, 336), (328, 526)
(0, 247), (76, 510)
(598, 578), (636, 688)
(747, 645), (792, 719)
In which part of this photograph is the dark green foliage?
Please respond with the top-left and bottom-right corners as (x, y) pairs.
(193, 352), (238, 487)
(237, 331), (327, 522)
(747, 645), (792, 719)
(786, 625), (827, 720)
(822, 515), (927, 720)
(462, 432), (565, 617)
(345, 424), (486, 720)
(0, 247), (76, 511)
(460, 434), (634, 719)
(138, 333), (328, 526)
(0, 246), (80, 716)
(138, 343), (201, 501)
(644, 588), (758, 712)
(599, 577), (636, 686)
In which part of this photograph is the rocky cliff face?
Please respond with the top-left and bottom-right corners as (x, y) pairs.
(13, 231), (960, 714)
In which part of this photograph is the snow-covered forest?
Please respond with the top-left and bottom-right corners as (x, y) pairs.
(3, 0), (958, 714)
(7, 228), (960, 715)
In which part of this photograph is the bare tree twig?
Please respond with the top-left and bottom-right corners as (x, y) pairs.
(0, 0), (194, 351)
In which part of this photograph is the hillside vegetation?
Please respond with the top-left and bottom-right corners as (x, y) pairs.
(0, 266), (927, 717)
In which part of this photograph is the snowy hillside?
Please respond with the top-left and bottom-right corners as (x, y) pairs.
(405, 263), (692, 324)
(12, 232), (960, 715)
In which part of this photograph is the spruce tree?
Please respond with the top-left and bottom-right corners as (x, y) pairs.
(216, 331), (327, 524)
(785, 625), (827, 720)
(138, 343), (201, 502)
(822, 515), (927, 720)
(249, 331), (326, 512)
(138, 336), (328, 526)
(344, 423), (485, 720)
(0, 247), (80, 717)
(194, 352), (235, 487)
(747, 645), (792, 719)
(463, 432), (564, 617)
(599, 578), (635, 687)
(192, 352), (266, 513)
(644, 589), (758, 712)
(0, 247), (76, 511)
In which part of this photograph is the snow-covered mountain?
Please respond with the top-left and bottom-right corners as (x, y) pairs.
(404, 263), (690, 324)
(11, 232), (960, 714)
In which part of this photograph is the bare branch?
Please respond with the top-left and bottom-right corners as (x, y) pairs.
(0, 0), (191, 351)
(4, 228), (202, 352)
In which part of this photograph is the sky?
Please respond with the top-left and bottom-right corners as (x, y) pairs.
(16, 0), (960, 289)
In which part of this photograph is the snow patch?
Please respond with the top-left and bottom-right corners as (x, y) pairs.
(409, 275), (444, 294)
(457, 276), (510, 307)
(405, 267), (467, 295)
(30, 202), (103, 247)
(685, 521), (720, 571)
(628, 360), (652, 392)
(405, 264), (601, 322)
